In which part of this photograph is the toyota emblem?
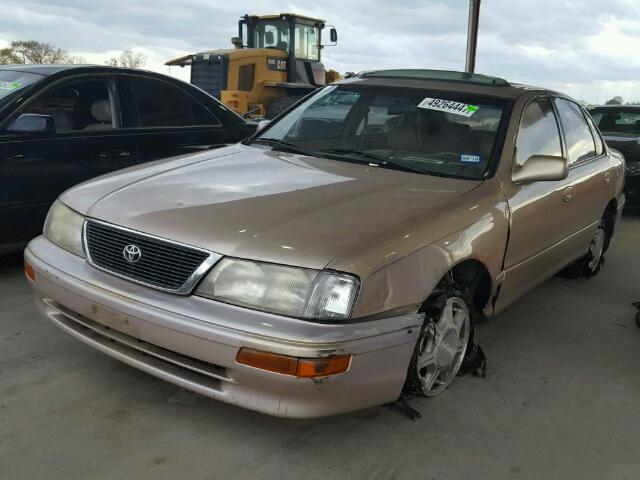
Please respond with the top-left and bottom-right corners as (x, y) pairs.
(122, 244), (142, 263)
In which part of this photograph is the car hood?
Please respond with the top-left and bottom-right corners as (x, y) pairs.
(62, 144), (482, 270)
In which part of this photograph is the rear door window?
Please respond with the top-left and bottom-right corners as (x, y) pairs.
(554, 98), (596, 165)
(583, 110), (605, 156)
(126, 76), (220, 128)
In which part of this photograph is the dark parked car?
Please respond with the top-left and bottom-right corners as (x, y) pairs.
(0, 64), (255, 254)
(588, 105), (640, 204)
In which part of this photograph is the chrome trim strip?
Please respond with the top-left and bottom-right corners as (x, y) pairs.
(83, 218), (221, 295)
(45, 299), (233, 384)
(47, 309), (225, 396)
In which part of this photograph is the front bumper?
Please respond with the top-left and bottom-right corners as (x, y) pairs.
(25, 236), (422, 418)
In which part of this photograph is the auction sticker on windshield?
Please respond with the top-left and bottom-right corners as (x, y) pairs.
(418, 97), (478, 117)
(0, 81), (22, 90)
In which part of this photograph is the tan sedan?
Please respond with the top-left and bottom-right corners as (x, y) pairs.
(25, 70), (624, 417)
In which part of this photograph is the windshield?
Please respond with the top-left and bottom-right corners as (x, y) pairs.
(253, 21), (290, 51)
(0, 70), (43, 102)
(254, 85), (508, 179)
(589, 107), (640, 136)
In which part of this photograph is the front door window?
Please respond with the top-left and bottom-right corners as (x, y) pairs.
(22, 79), (115, 132)
(22, 79), (116, 133)
(515, 97), (562, 167)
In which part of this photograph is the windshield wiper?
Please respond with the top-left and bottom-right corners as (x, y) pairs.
(251, 138), (311, 156)
(318, 148), (424, 174)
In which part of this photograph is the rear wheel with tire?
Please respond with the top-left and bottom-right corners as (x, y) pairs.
(560, 219), (607, 278)
(405, 279), (475, 396)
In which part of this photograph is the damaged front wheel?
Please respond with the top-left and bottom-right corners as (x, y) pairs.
(407, 283), (473, 396)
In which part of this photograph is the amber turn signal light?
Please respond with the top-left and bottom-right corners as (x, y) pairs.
(24, 261), (36, 282)
(236, 348), (351, 378)
(296, 356), (351, 378)
(236, 348), (298, 376)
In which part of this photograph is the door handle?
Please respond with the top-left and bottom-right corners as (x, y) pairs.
(562, 185), (575, 202)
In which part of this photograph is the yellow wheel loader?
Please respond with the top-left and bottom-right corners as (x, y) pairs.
(165, 13), (338, 119)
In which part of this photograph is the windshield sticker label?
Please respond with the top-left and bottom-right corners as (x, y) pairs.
(418, 97), (478, 117)
(460, 154), (481, 163)
(0, 81), (21, 90)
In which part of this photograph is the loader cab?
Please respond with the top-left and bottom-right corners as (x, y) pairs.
(239, 14), (334, 88)
(164, 13), (337, 119)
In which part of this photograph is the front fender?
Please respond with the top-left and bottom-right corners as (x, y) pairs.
(344, 179), (509, 319)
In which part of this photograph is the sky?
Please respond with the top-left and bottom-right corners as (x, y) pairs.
(1, 0), (640, 104)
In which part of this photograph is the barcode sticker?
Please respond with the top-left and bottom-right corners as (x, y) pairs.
(418, 97), (478, 117)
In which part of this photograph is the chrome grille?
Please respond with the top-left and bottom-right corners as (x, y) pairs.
(84, 220), (218, 293)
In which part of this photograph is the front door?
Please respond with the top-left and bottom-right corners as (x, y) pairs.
(0, 74), (136, 249)
(496, 96), (575, 311)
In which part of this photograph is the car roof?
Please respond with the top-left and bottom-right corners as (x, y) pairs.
(588, 104), (640, 110)
(0, 64), (85, 75)
(337, 69), (556, 100)
(0, 64), (165, 77)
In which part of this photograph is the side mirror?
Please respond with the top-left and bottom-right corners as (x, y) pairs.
(512, 154), (568, 183)
(330, 28), (338, 43)
(265, 31), (275, 45)
(256, 119), (271, 132)
(8, 113), (55, 134)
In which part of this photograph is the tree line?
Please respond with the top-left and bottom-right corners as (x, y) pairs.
(0, 40), (146, 68)
(604, 96), (640, 106)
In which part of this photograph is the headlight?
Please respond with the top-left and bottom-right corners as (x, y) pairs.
(195, 258), (359, 321)
(43, 200), (85, 257)
(627, 161), (639, 174)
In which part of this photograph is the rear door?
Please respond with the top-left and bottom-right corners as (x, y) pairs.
(120, 74), (252, 162)
(553, 97), (610, 232)
(0, 74), (136, 249)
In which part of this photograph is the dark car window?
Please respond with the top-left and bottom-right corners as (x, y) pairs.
(0, 70), (43, 102)
(589, 108), (640, 135)
(515, 97), (562, 166)
(554, 98), (596, 164)
(257, 85), (508, 180)
(127, 76), (220, 128)
(22, 78), (115, 132)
